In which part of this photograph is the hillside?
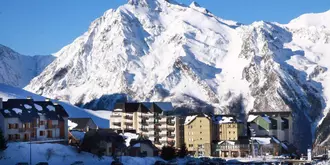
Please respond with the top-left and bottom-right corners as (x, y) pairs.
(23, 0), (330, 151)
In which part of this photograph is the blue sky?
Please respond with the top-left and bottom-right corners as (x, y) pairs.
(0, 0), (329, 55)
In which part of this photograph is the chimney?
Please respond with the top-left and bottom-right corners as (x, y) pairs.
(0, 98), (3, 109)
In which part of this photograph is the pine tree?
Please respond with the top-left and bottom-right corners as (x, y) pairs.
(0, 129), (7, 151)
(178, 143), (188, 158)
(160, 146), (176, 161)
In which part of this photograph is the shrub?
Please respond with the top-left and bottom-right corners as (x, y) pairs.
(160, 146), (176, 161)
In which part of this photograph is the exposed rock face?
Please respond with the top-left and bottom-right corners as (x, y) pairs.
(24, 0), (330, 151)
(0, 44), (55, 87)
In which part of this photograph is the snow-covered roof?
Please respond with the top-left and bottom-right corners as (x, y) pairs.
(251, 137), (272, 145)
(70, 131), (85, 141)
(34, 103), (43, 111)
(47, 105), (56, 111)
(24, 104), (32, 109)
(213, 116), (236, 124)
(184, 115), (198, 125)
(262, 116), (272, 124)
(218, 141), (236, 145)
(4, 109), (10, 114)
(68, 120), (78, 130)
(247, 115), (258, 122)
(133, 143), (141, 147)
(12, 108), (22, 114)
(120, 132), (139, 147)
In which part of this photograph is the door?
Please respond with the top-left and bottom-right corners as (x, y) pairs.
(59, 121), (65, 138)
(47, 130), (53, 138)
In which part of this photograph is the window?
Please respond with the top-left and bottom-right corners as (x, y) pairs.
(228, 125), (231, 128)
(229, 131), (231, 134)
(40, 121), (45, 125)
(8, 124), (13, 129)
(198, 144), (203, 148)
(233, 131), (235, 134)
(229, 138), (231, 140)
(15, 124), (18, 129)
(200, 138), (202, 140)
(40, 131), (45, 136)
(47, 130), (52, 138)
(8, 134), (14, 140)
(15, 134), (20, 140)
(200, 120), (202, 123)
(200, 132), (202, 134)
(200, 125), (202, 128)
(189, 144), (193, 147)
(282, 118), (289, 129)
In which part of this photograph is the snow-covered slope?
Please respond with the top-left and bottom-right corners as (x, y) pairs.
(24, 0), (330, 151)
(0, 83), (111, 128)
(0, 44), (55, 87)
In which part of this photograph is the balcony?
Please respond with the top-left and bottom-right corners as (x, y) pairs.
(167, 134), (175, 138)
(45, 124), (58, 129)
(140, 128), (148, 132)
(124, 116), (133, 120)
(112, 122), (121, 127)
(19, 128), (29, 132)
(111, 114), (122, 118)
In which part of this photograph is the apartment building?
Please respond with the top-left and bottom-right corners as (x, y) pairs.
(213, 115), (244, 141)
(247, 111), (293, 144)
(110, 102), (182, 148)
(0, 98), (69, 142)
(184, 114), (213, 157)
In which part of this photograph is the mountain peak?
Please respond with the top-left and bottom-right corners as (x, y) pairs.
(127, 0), (178, 8)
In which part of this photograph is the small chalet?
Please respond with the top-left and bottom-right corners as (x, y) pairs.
(127, 138), (159, 157)
(80, 129), (126, 156)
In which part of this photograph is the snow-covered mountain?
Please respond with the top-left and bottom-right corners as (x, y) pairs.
(24, 0), (330, 151)
(0, 44), (55, 87)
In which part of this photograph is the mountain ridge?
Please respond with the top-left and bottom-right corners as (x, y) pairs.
(0, 44), (55, 87)
(23, 1), (330, 152)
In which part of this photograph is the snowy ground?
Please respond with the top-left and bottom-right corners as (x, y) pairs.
(0, 143), (163, 165)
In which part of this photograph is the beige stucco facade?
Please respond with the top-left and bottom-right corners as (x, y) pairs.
(184, 116), (213, 157)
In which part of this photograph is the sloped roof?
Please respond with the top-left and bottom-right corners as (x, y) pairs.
(184, 113), (211, 125)
(212, 115), (241, 124)
(129, 139), (158, 151)
(113, 102), (174, 114)
(68, 118), (95, 130)
(0, 99), (68, 122)
(81, 129), (126, 151)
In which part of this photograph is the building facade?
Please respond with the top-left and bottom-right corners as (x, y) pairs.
(0, 98), (69, 143)
(110, 102), (182, 148)
(184, 114), (213, 157)
(247, 111), (293, 144)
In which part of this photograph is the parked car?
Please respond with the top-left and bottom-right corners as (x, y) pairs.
(199, 157), (211, 162)
(154, 160), (166, 165)
(186, 160), (197, 165)
(111, 161), (123, 165)
(36, 162), (49, 165)
(210, 158), (225, 165)
(167, 160), (178, 165)
(71, 161), (84, 165)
